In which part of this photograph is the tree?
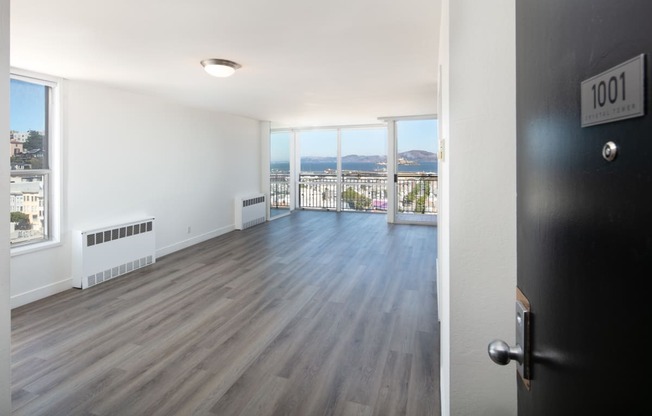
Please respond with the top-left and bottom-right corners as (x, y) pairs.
(24, 130), (44, 152)
(342, 187), (371, 210)
(415, 196), (427, 213)
(404, 180), (431, 213)
(10, 212), (32, 230)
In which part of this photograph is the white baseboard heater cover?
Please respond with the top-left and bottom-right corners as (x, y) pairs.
(72, 217), (156, 289)
(235, 194), (266, 230)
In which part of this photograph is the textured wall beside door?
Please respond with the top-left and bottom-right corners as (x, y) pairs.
(1, 0), (13, 411)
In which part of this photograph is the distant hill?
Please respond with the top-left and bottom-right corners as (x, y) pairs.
(301, 150), (436, 163)
(301, 155), (385, 163)
(398, 150), (437, 162)
(342, 154), (385, 163)
(301, 156), (338, 163)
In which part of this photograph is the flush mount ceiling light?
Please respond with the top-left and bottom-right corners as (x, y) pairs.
(200, 59), (241, 77)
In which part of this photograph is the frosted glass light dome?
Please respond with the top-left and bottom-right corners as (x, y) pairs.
(201, 59), (241, 77)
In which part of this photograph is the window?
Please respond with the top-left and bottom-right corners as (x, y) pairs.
(9, 72), (59, 248)
(270, 131), (292, 218)
(282, 125), (388, 212)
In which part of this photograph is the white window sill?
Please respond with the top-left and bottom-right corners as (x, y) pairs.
(10, 239), (62, 257)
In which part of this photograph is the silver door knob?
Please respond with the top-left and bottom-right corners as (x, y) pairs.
(488, 339), (523, 365)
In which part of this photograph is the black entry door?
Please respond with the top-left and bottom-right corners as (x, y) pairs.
(516, 1), (652, 414)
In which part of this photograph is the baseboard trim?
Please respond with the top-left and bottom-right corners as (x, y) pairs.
(11, 278), (73, 309)
(156, 224), (235, 258)
(11, 225), (236, 309)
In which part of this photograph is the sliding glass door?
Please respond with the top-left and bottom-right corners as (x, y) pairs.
(394, 119), (438, 224)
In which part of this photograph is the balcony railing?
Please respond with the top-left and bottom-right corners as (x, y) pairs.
(396, 174), (438, 214)
(298, 174), (338, 210)
(270, 172), (290, 209)
(269, 171), (438, 214)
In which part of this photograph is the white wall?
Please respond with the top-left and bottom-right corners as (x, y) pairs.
(440, 0), (517, 415)
(11, 80), (261, 307)
(1, 0), (12, 411)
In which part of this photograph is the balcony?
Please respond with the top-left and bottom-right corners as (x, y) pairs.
(270, 172), (438, 215)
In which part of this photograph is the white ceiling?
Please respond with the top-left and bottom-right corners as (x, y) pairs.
(10, 0), (441, 128)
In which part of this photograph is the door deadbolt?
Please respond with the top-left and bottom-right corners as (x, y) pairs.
(602, 141), (618, 162)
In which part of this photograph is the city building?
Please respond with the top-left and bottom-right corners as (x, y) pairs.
(9, 130), (28, 142)
(9, 179), (44, 243)
(9, 139), (22, 155)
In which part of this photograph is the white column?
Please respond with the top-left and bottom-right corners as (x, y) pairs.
(259, 121), (271, 219)
(386, 121), (396, 223)
(336, 128), (342, 212)
(292, 131), (300, 210)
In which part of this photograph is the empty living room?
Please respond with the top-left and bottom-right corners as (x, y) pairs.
(2, 0), (446, 414)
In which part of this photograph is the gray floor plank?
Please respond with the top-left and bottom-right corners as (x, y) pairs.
(11, 211), (439, 416)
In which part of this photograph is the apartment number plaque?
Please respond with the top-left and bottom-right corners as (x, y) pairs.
(581, 54), (645, 127)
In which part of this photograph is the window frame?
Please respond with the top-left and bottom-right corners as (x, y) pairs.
(271, 124), (388, 213)
(10, 68), (62, 255)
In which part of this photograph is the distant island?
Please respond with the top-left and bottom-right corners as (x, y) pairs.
(301, 150), (437, 164)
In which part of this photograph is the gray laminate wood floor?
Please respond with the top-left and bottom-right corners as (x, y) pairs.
(11, 211), (439, 416)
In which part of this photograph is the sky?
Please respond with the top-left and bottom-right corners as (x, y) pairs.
(271, 119), (438, 161)
(10, 79), (46, 132)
